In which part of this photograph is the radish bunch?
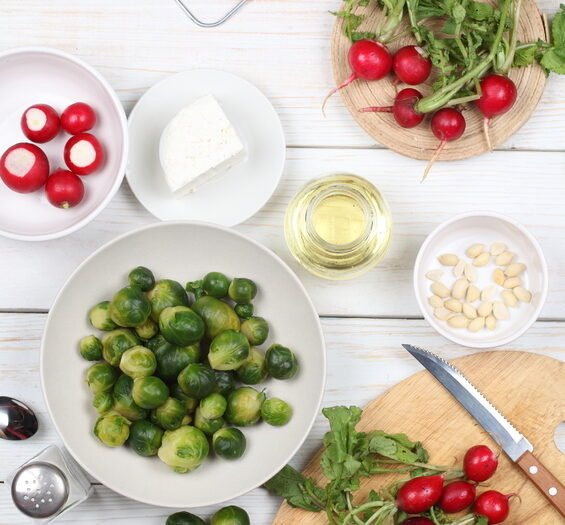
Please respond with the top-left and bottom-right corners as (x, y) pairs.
(0, 102), (104, 209)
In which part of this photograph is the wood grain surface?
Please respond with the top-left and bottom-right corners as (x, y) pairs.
(273, 351), (565, 524)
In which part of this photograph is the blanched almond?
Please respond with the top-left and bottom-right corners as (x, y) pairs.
(514, 286), (532, 303)
(434, 307), (455, 320)
(426, 269), (444, 281)
(496, 251), (515, 266)
(448, 315), (469, 328)
(464, 263), (478, 282)
(473, 252), (491, 267)
(503, 277), (521, 289)
(468, 317), (485, 332)
(466, 243), (484, 258)
(493, 301), (509, 320)
(452, 278), (469, 300)
(501, 290), (518, 307)
(453, 259), (466, 277)
(463, 302), (478, 319)
(485, 315), (497, 330)
(481, 285), (496, 302)
(477, 301), (493, 317)
(466, 285), (480, 303)
(429, 295), (444, 308)
(490, 242), (506, 256)
(445, 299), (463, 313)
(438, 253), (459, 266)
(431, 281), (450, 298)
(493, 268), (505, 286)
(504, 263), (526, 277)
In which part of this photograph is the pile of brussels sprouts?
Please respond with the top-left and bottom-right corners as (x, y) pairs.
(79, 268), (298, 474)
(166, 506), (249, 525)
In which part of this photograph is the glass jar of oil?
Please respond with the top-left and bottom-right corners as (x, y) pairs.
(284, 174), (392, 280)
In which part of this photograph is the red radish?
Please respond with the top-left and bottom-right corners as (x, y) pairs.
(45, 169), (85, 208)
(0, 143), (49, 193)
(359, 88), (424, 128)
(20, 104), (60, 143)
(392, 46), (432, 85)
(61, 102), (97, 134)
(464, 445), (499, 482)
(64, 133), (104, 175)
(439, 481), (476, 513)
(475, 74), (517, 151)
(322, 39), (392, 115)
(396, 474), (444, 514)
(422, 108), (466, 182)
(402, 518), (434, 525)
(474, 490), (515, 524)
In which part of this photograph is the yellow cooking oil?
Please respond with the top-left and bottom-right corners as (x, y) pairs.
(284, 174), (392, 279)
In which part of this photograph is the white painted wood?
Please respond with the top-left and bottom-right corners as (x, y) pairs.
(0, 313), (563, 524)
(0, 0), (563, 151)
(0, 149), (564, 318)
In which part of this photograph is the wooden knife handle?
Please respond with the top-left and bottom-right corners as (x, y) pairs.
(516, 450), (565, 516)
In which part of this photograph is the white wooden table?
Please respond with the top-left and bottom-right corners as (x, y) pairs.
(0, 1), (564, 523)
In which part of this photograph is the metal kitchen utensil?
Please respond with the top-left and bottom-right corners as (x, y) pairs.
(0, 396), (38, 440)
(173, 0), (250, 28)
(402, 344), (565, 517)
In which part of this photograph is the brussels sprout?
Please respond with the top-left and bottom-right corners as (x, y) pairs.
(159, 306), (205, 346)
(166, 511), (207, 525)
(151, 397), (186, 430)
(200, 393), (227, 420)
(135, 318), (158, 340)
(225, 387), (265, 427)
(202, 272), (230, 298)
(213, 370), (236, 397)
(79, 335), (103, 361)
(212, 427), (247, 460)
(158, 425), (209, 474)
(177, 363), (216, 399)
(170, 383), (198, 413)
(92, 391), (114, 414)
(261, 398), (293, 426)
(228, 278), (257, 304)
(102, 329), (139, 366)
(86, 362), (119, 394)
(236, 347), (267, 385)
(128, 266), (155, 292)
(113, 374), (148, 421)
(147, 279), (189, 322)
(128, 419), (164, 457)
(155, 343), (201, 383)
(109, 285), (151, 328)
(132, 376), (169, 409)
(240, 316), (269, 346)
(234, 303), (254, 319)
(94, 411), (131, 447)
(193, 407), (225, 435)
(265, 344), (298, 380)
(145, 334), (171, 353)
(210, 506), (250, 525)
(119, 346), (157, 379)
(208, 330), (250, 371)
(186, 280), (205, 300)
(88, 301), (117, 331)
(191, 296), (240, 339)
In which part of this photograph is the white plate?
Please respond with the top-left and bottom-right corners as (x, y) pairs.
(41, 221), (325, 508)
(414, 212), (548, 348)
(0, 47), (128, 241)
(127, 70), (285, 226)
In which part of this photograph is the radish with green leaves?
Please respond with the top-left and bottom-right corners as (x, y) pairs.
(359, 88), (424, 128)
(464, 444), (499, 482)
(396, 474), (444, 514)
(474, 490), (515, 524)
(439, 480), (476, 513)
(392, 45), (432, 85)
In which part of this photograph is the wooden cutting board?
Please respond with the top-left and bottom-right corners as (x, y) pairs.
(273, 351), (565, 524)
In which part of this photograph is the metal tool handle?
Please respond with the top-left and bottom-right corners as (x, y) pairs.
(173, 0), (249, 28)
(516, 450), (565, 516)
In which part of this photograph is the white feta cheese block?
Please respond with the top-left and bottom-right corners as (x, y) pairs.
(159, 94), (246, 196)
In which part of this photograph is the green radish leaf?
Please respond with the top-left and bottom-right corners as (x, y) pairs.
(550, 4), (565, 46)
(468, 1), (494, 21)
(540, 44), (565, 74)
(513, 44), (540, 66)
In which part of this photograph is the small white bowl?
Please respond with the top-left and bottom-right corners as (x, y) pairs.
(0, 47), (128, 241)
(414, 212), (548, 348)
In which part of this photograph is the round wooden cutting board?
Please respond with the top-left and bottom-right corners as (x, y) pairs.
(273, 351), (565, 524)
(330, 0), (549, 161)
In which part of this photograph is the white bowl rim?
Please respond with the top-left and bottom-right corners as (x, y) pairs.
(0, 45), (128, 242)
(413, 210), (548, 349)
(40, 220), (326, 507)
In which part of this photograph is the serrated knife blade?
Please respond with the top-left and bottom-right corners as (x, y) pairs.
(402, 344), (565, 516)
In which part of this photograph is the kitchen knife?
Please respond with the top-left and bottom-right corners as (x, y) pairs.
(402, 344), (565, 517)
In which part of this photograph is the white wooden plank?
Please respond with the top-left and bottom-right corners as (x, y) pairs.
(0, 313), (563, 524)
(0, 0), (563, 151)
(0, 149), (564, 318)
